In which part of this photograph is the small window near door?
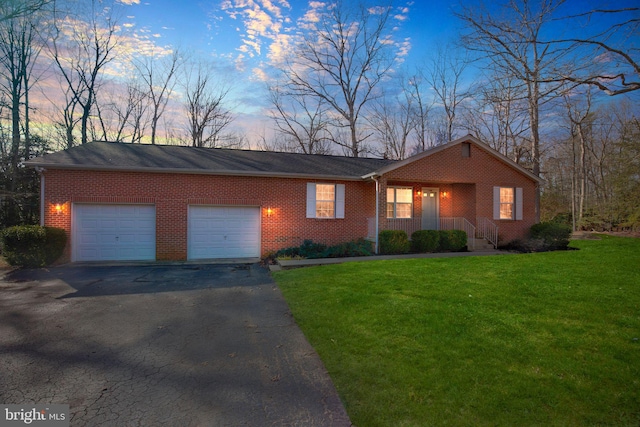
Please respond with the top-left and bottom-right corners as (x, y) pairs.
(387, 187), (413, 218)
(462, 142), (471, 157)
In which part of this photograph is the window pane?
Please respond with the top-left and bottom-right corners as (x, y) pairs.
(387, 188), (395, 202)
(396, 203), (412, 218)
(316, 201), (335, 217)
(387, 203), (394, 218)
(316, 184), (335, 202)
(500, 203), (513, 219)
(499, 187), (514, 219)
(396, 188), (413, 203)
(500, 187), (514, 203)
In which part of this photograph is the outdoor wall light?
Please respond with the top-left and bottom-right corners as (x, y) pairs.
(266, 207), (273, 217)
(441, 191), (449, 199)
(416, 190), (422, 196)
(55, 203), (63, 214)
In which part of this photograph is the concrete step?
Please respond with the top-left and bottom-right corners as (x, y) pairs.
(469, 238), (496, 251)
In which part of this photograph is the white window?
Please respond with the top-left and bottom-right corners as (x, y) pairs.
(493, 187), (523, 220)
(306, 183), (345, 219)
(387, 187), (413, 219)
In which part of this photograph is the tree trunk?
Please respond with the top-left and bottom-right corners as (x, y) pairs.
(577, 124), (586, 226)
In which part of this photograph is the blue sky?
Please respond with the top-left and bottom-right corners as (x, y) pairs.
(33, 0), (638, 146)
(112, 0), (469, 135)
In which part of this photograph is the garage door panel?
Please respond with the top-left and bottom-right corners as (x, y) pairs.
(188, 206), (260, 259)
(73, 204), (156, 262)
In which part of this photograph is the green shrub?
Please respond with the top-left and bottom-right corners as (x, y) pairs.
(0, 225), (67, 267)
(379, 230), (410, 255)
(530, 221), (571, 250)
(275, 239), (327, 259)
(438, 230), (467, 251)
(273, 239), (373, 259)
(316, 239), (374, 258)
(411, 230), (440, 253)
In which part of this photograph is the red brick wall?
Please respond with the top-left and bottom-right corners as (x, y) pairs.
(382, 142), (538, 243)
(43, 169), (376, 262)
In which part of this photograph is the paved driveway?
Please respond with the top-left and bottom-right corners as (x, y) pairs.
(0, 263), (351, 426)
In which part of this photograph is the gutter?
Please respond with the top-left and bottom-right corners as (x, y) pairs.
(22, 163), (367, 182)
(371, 175), (380, 254)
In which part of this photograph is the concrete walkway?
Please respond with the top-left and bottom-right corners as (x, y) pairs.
(271, 250), (509, 271)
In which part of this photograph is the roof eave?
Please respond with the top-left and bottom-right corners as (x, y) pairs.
(24, 162), (365, 181)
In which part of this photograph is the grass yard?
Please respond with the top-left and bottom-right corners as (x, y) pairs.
(273, 236), (640, 426)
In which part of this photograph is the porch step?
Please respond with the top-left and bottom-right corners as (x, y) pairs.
(469, 238), (496, 251)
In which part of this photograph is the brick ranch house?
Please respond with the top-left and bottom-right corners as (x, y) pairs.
(25, 135), (540, 263)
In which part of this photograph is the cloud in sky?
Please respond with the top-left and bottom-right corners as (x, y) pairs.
(221, 0), (291, 59)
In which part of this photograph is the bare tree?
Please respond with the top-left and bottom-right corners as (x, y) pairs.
(0, 0), (51, 23)
(0, 0), (44, 189)
(369, 88), (414, 160)
(48, 0), (119, 145)
(405, 73), (434, 153)
(550, 7), (640, 96)
(283, 2), (395, 157)
(542, 100), (640, 230)
(456, 0), (570, 220)
(563, 88), (593, 230)
(0, 6), (40, 182)
(125, 80), (150, 143)
(463, 69), (529, 160)
(183, 63), (233, 148)
(136, 48), (182, 145)
(267, 83), (332, 154)
(94, 78), (149, 143)
(424, 46), (471, 143)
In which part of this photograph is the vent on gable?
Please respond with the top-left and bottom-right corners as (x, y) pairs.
(462, 142), (471, 158)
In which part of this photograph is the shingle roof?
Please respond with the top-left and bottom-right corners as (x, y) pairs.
(25, 141), (395, 180)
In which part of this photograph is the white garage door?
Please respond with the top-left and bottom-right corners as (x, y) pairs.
(73, 204), (156, 262)
(188, 206), (260, 260)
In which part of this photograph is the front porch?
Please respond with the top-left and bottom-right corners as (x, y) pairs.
(366, 180), (498, 250)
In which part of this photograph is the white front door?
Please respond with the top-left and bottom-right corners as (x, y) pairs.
(188, 206), (261, 260)
(73, 204), (156, 262)
(421, 187), (439, 230)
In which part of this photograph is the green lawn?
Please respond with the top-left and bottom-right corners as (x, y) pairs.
(273, 236), (640, 426)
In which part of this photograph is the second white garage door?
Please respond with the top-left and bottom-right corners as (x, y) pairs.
(188, 206), (261, 260)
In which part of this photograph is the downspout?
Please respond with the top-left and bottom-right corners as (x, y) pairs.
(373, 175), (380, 254)
(36, 167), (45, 226)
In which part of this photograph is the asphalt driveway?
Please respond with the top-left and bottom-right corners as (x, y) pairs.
(0, 263), (351, 426)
